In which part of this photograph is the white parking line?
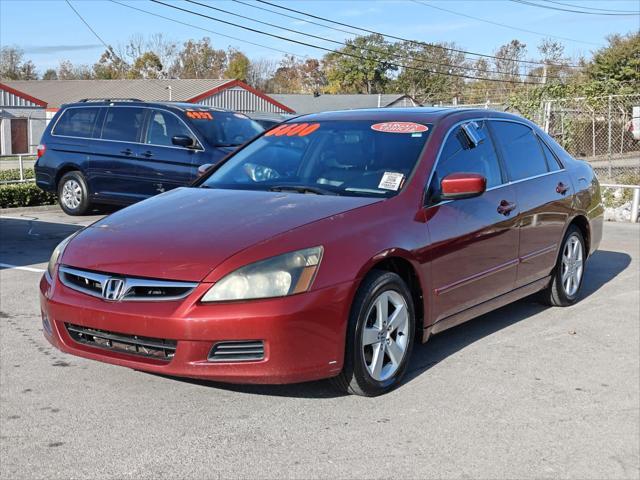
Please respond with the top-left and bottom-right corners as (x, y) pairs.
(0, 263), (46, 273)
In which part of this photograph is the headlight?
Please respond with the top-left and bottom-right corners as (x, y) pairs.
(47, 234), (76, 279)
(201, 246), (323, 302)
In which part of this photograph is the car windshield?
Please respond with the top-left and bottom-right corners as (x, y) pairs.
(187, 110), (264, 147)
(200, 120), (432, 197)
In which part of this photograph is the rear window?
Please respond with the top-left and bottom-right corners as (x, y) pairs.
(186, 111), (263, 147)
(201, 120), (431, 198)
(101, 107), (146, 143)
(52, 107), (100, 138)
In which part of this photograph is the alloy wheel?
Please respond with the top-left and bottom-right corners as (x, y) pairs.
(61, 179), (82, 210)
(561, 233), (584, 297)
(361, 290), (410, 382)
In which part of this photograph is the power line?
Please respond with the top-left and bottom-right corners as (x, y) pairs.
(511, 0), (639, 15)
(540, 0), (640, 14)
(109, 0), (308, 61)
(186, 0), (558, 80)
(150, 0), (549, 85)
(411, 0), (600, 47)
(65, 0), (112, 51)
(255, 0), (586, 66)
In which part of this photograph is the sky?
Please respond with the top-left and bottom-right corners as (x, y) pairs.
(1, 0), (638, 74)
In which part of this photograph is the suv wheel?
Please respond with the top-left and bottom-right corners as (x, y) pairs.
(332, 270), (415, 396)
(58, 171), (91, 216)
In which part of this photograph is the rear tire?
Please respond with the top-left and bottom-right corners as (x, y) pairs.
(539, 225), (586, 307)
(58, 171), (92, 216)
(331, 270), (415, 396)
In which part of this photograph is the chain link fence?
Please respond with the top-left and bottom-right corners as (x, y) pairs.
(536, 94), (640, 184)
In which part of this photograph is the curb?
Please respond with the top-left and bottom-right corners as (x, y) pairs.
(0, 204), (62, 215)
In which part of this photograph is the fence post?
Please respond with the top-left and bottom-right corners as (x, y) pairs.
(607, 95), (612, 179)
(632, 188), (640, 224)
(18, 155), (24, 181)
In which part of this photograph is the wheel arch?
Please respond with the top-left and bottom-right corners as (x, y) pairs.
(567, 214), (590, 255)
(354, 252), (425, 343)
(55, 164), (86, 191)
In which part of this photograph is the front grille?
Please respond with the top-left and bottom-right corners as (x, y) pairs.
(208, 341), (265, 362)
(59, 266), (197, 302)
(66, 323), (177, 361)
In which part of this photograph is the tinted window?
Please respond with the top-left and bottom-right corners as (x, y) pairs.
(52, 107), (100, 138)
(492, 121), (549, 181)
(101, 107), (145, 143)
(538, 137), (562, 172)
(146, 110), (194, 147)
(201, 120), (431, 198)
(434, 120), (503, 189)
(188, 111), (263, 147)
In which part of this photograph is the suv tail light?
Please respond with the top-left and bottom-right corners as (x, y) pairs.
(37, 144), (46, 158)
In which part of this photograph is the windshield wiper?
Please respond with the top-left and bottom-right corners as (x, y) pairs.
(268, 185), (338, 196)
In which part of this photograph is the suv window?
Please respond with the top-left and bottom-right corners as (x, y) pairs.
(491, 121), (549, 181)
(52, 107), (100, 138)
(146, 110), (195, 147)
(433, 120), (503, 190)
(538, 136), (563, 172)
(101, 107), (146, 143)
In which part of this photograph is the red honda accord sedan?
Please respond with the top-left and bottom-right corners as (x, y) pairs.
(40, 108), (603, 396)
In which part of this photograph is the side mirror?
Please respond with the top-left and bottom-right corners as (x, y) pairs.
(440, 172), (487, 200)
(197, 163), (213, 177)
(172, 135), (196, 148)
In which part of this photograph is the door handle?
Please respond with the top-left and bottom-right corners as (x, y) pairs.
(120, 148), (133, 156)
(140, 151), (154, 158)
(497, 200), (517, 216)
(556, 182), (569, 195)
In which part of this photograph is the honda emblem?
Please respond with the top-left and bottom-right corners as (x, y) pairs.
(102, 278), (126, 301)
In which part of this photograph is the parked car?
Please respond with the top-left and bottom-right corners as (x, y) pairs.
(41, 108), (603, 396)
(35, 99), (263, 215)
(248, 112), (295, 129)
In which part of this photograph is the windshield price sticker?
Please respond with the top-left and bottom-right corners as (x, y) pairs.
(379, 172), (405, 191)
(186, 111), (213, 120)
(371, 122), (428, 134)
(265, 123), (321, 137)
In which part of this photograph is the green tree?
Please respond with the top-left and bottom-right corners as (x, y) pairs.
(323, 34), (396, 94)
(42, 69), (58, 80)
(587, 32), (640, 84)
(128, 52), (163, 79)
(224, 49), (250, 82)
(393, 41), (468, 103)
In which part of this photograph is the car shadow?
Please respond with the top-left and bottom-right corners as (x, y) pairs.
(154, 249), (631, 399)
(0, 218), (84, 268)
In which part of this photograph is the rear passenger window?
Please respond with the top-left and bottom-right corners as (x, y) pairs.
(491, 121), (549, 181)
(538, 137), (563, 172)
(52, 107), (100, 138)
(101, 107), (145, 143)
(433, 120), (503, 190)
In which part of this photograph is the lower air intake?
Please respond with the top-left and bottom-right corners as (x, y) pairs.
(208, 341), (265, 362)
(65, 323), (176, 361)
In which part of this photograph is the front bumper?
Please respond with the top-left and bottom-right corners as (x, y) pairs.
(40, 272), (354, 384)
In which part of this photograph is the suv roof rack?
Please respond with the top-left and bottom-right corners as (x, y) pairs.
(77, 98), (143, 103)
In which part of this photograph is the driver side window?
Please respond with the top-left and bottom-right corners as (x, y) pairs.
(433, 120), (503, 192)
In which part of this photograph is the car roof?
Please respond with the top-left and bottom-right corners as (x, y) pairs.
(59, 100), (233, 113)
(292, 107), (526, 124)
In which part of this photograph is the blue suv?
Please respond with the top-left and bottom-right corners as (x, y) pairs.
(35, 99), (263, 215)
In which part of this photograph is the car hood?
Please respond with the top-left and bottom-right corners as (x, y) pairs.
(62, 187), (380, 281)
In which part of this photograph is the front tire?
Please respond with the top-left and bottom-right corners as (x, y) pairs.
(332, 271), (415, 396)
(540, 225), (586, 306)
(58, 171), (91, 216)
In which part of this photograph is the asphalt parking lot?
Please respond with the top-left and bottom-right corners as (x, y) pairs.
(0, 207), (638, 479)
